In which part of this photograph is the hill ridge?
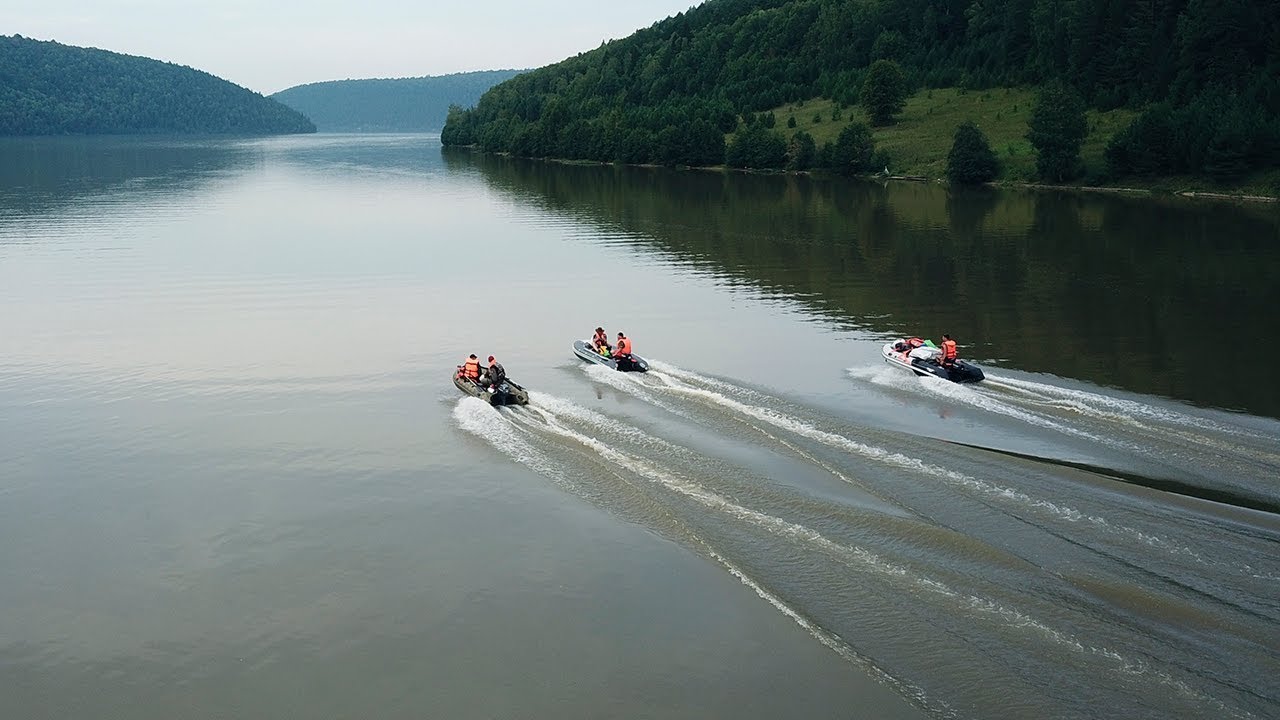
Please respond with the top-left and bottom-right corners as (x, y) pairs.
(0, 35), (315, 136)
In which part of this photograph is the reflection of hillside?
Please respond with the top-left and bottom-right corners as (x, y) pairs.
(454, 151), (1280, 417)
(267, 134), (445, 177)
(0, 136), (254, 218)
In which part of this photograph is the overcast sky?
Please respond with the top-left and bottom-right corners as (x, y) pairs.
(5, 0), (701, 95)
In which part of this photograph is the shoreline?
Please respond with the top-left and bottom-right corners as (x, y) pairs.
(453, 148), (1280, 204)
(993, 180), (1279, 203)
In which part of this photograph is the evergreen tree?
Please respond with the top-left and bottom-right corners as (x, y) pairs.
(860, 59), (907, 126)
(1027, 81), (1087, 181)
(816, 141), (836, 168)
(1106, 103), (1178, 176)
(787, 130), (817, 170)
(947, 121), (999, 183)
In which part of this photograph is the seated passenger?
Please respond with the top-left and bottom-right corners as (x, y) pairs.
(591, 327), (610, 353)
(458, 353), (481, 382)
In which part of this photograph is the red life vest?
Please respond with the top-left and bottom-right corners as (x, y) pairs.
(616, 337), (631, 355)
(593, 330), (608, 347)
(462, 357), (481, 379)
(941, 339), (957, 361)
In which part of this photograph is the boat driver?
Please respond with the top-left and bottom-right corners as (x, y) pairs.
(482, 355), (506, 388)
(614, 332), (632, 361)
(940, 334), (958, 367)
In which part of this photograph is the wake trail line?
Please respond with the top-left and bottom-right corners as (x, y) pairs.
(983, 378), (1280, 467)
(989, 375), (1276, 443)
(455, 397), (956, 717)
(639, 363), (1225, 572)
(464, 395), (1245, 718)
(915, 376), (1108, 442)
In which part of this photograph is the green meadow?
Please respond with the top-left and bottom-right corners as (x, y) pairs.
(773, 87), (1136, 183)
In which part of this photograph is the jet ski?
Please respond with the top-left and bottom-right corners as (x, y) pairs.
(573, 339), (649, 372)
(453, 371), (529, 406)
(882, 338), (985, 383)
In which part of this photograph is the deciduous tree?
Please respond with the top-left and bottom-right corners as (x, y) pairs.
(860, 59), (907, 126)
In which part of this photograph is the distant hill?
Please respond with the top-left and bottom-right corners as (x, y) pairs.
(271, 71), (526, 132)
(0, 35), (315, 136)
(442, 0), (1280, 186)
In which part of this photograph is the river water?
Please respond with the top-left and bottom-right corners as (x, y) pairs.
(1, 134), (1277, 719)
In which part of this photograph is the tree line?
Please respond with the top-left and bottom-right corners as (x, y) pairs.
(442, 0), (1279, 183)
(0, 35), (315, 136)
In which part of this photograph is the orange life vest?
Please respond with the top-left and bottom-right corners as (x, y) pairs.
(462, 357), (481, 379)
(616, 337), (631, 355)
(941, 339), (957, 361)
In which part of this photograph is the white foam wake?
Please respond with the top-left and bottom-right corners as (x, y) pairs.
(990, 375), (1267, 439)
(636, 365), (1213, 567)
(451, 397), (569, 488)
(916, 375), (1108, 442)
(512, 394), (1238, 716)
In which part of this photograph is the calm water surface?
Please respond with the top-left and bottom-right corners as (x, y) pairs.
(1, 134), (1277, 719)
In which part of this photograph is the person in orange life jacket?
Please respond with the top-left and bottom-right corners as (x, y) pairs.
(940, 334), (958, 367)
(614, 332), (632, 359)
(592, 327), (610, 352)
(481, 355), (505, 388)
(458, 353), (481, 381)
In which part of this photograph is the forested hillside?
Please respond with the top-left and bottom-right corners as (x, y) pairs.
(0, 35), (315, 136)
(442, 0), (1279, 184)
(272, 71), (525, 132)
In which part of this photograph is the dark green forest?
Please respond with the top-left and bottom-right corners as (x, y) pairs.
(0, 35), (315, 136)
(442, 0), (1280, 183)
(271, 71), (526, 132)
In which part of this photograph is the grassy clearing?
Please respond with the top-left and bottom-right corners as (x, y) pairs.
(772, 87), (1136, 182)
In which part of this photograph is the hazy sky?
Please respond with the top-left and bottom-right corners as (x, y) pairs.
(6, 0), (701, 95)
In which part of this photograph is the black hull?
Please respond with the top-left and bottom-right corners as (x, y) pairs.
(883, 342), (985, 384)
(909, 359), (985, 383)
(453, 374), (529, 405)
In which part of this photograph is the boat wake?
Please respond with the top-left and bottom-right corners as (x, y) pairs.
(848, 364), (1280, 513)
(451, 370), (1280, 719)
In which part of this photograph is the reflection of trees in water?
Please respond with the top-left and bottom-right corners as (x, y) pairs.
(946, 187), (999, 238)
(463, 153), (1280, 415)
(0, 136), (255, 218)
(1019, 192), (1280, 403)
